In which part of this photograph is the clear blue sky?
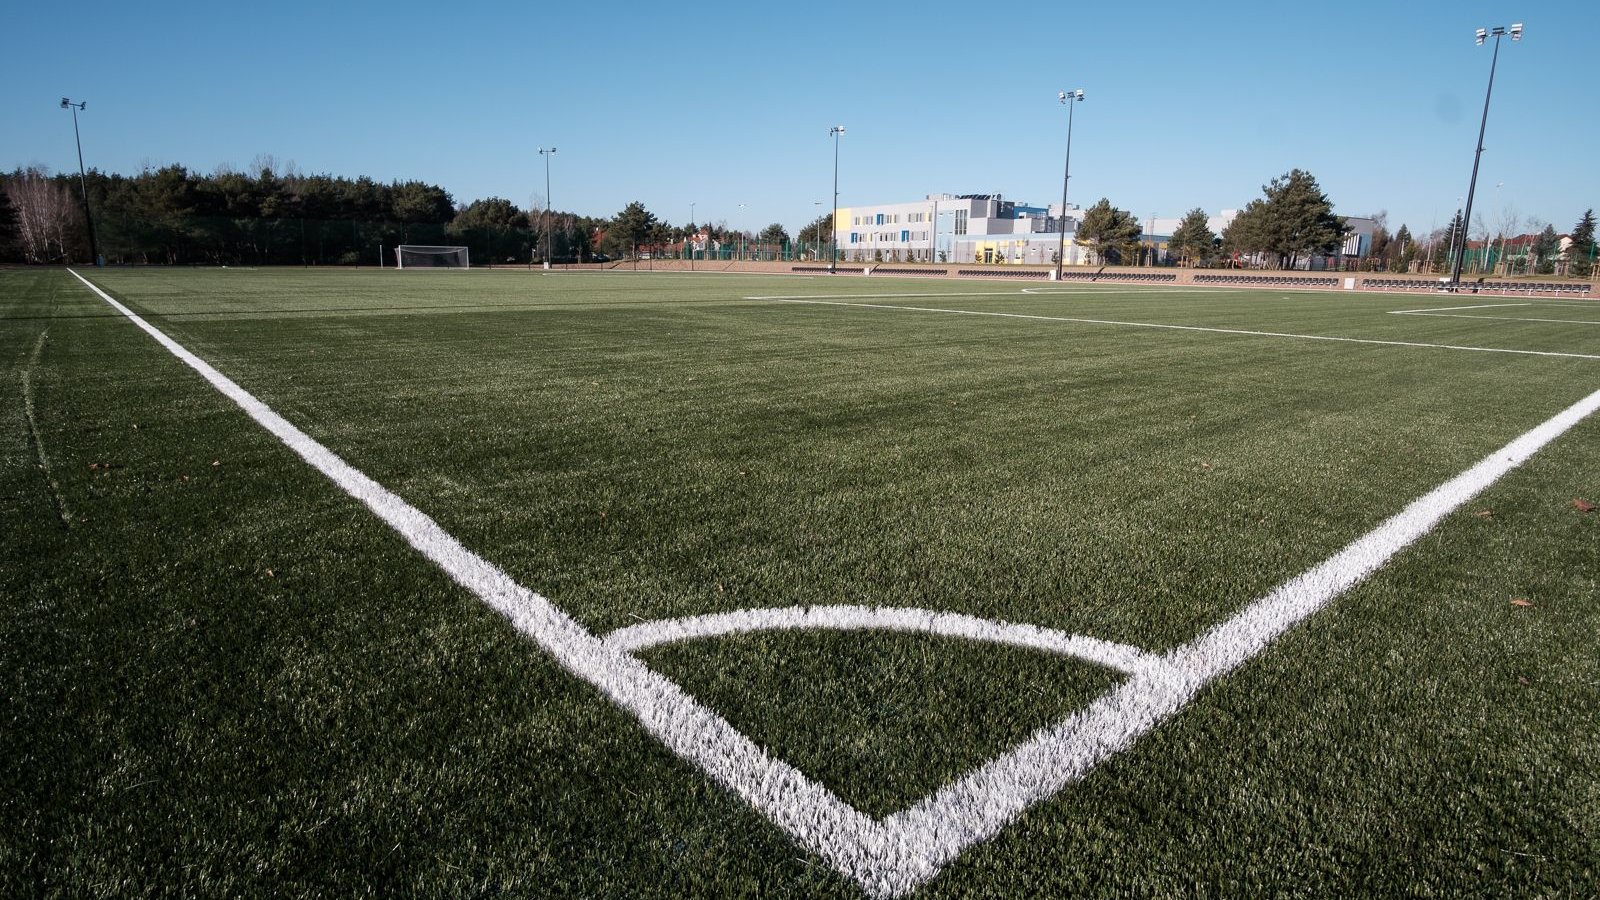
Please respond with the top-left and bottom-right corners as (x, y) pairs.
(4, 0), (1595, 241)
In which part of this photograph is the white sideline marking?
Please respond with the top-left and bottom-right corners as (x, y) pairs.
(1393, 311), (1600, 326)
(605, 605), (1168, 679)
(764, 296), (1600, 361)
(70, 268), (1600, 897)
(1387, 303), (1532, 313)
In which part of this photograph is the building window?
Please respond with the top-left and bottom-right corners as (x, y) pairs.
(955, 210), (968, 236)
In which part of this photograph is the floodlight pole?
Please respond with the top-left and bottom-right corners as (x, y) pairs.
(1451, 23), (1521, 292)
(829, 126), (844, 273)
(59, 98), (99, 266)
(1055, 90), (1084, 282)
(538, 148), (556, 265)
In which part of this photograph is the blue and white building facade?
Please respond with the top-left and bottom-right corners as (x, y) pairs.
(836, 194), (1092, 265)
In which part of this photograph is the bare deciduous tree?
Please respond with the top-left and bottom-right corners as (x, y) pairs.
(6, 166), (80, 263)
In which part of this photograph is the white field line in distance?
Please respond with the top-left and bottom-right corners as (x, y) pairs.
(69, 267), (1600, 897)
(757, 296), (1600, 362)
(1387, 302), (1533, 313)
(1393, 311), (1600, 326)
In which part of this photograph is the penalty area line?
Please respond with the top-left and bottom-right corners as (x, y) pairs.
(766, 296), (1600, 361)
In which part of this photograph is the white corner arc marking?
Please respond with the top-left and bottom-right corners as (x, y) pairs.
(69, 269), (1600, 898)
(605, 605), (1167, 678)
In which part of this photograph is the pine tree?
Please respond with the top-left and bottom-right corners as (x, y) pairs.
(1532, 224), (1560, 275)
(1569, 209), (1596, 277)
(1167, 208), (1215, 267)
(1434, 211), (1466, 274)
(1077, 198), (1142, 265)
(1391, 224), (1413, 272)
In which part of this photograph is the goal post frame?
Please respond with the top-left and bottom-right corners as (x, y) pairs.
(394, 245), (471, 269)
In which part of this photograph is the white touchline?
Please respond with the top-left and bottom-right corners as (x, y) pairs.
(69, 268), (1600, 898)
(1387, 302), (1532, 313)
(765, 296), (1600, 362)
(1393, 312), (1600, 327)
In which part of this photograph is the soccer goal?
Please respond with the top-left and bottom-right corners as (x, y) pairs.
(395, 245), (470, 269)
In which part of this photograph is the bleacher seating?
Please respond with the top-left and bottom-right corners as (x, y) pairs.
(956, 269), (1048, 278)
(1056, 272), (1178, 283)
(1194, 274), (1338, 287)
(1359, 278), (1593, 295)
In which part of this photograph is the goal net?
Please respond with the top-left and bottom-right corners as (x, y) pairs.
(395, 245), (470, 269)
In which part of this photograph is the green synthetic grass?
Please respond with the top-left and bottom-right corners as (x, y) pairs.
(3, 267), (1596, 897)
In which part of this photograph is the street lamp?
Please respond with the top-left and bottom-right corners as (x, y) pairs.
(829, 125), (845, 273)
(812, 200), (823, 261)
(1490, 181), (1506, 275)
(538, 147), (556, 265)
(59, 98), (99, 266)
(1451, 22), (1522, 291)
(738, 203), (747, 260)
(1054, 90), (1084, 282)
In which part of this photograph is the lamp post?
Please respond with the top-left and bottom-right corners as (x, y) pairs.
(538, 147), (556, 265)
(738, 203), (747, 260)
(812, 201), (823, 261)
(829, 125), (845, 273)
(1450, 22), (1522, 291)
(1491, 181), (1506, 275)
(59, 98), (99, 266)
(1054, 90), (1084, 282)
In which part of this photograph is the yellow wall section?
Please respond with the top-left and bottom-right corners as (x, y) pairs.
(834, 208), (852, 233)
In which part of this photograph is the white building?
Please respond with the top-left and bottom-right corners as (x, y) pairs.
(835, 194), (1093, 265)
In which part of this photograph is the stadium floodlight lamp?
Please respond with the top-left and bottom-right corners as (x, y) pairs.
(1450, 23), (1522, 291)
(1054, 88), (1086, 283)
(538, 147), (557, 265)
(828, 126), (845, 273)
(58, 96), (100, 266)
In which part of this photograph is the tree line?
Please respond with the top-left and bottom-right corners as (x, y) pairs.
(2, 161), (1590, 275)
(1075, 168), (1593, 276)
(0, 162), (804, 267)
(0, 162), (608, 266)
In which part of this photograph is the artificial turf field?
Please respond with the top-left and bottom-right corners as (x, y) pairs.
(3, 266), (1597, 897)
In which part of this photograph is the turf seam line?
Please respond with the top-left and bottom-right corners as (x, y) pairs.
(68, 268), (1600, 898)
(19, 329), (71, 527)
(761, 296), (1600, 361)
